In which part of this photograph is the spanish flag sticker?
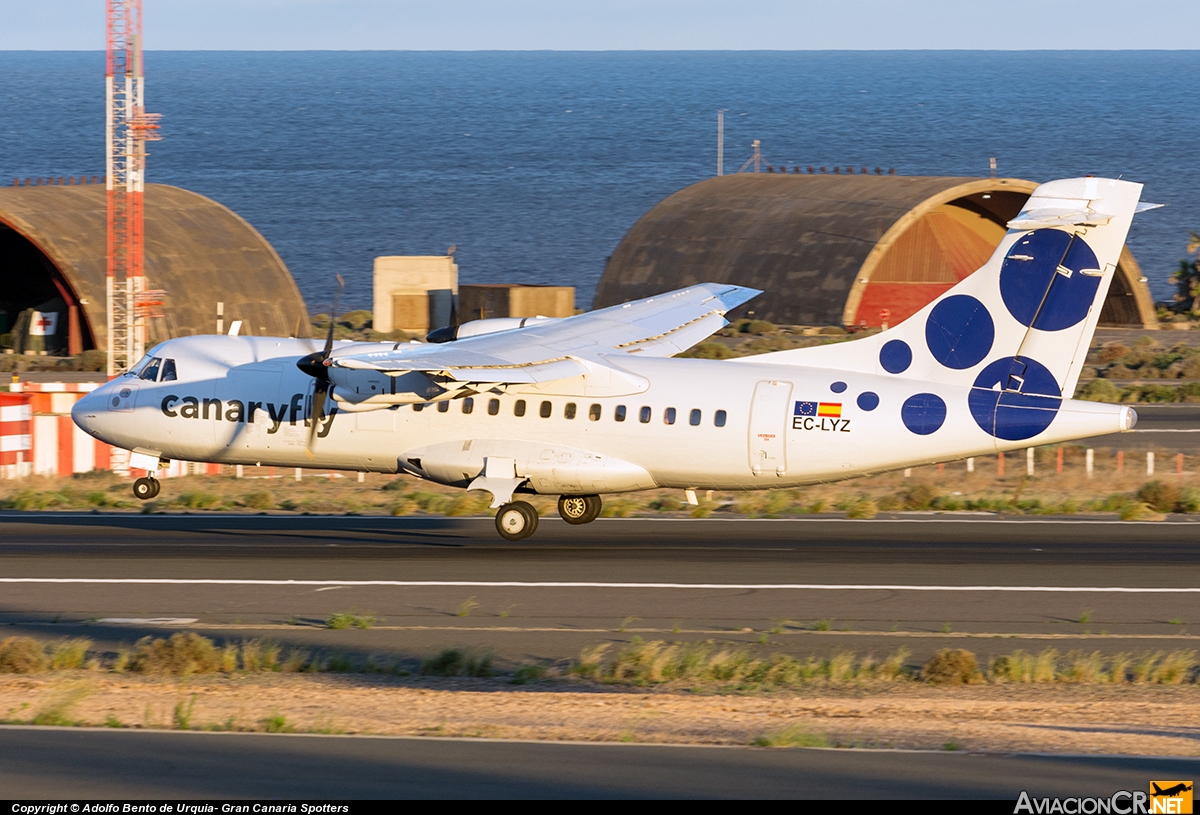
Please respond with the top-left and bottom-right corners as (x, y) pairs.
(817, 402), (842, 418)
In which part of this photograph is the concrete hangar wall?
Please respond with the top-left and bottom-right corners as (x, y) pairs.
(0, 183), (310, 356)
(594, 175), (1156, 329)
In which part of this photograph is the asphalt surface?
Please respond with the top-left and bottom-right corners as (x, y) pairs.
(3, 512), (1199, 799)
(1, 513), (1198, 664)
(1, 726), (1196, 799)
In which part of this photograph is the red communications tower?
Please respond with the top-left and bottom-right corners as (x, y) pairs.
(106, 0), (161, 375)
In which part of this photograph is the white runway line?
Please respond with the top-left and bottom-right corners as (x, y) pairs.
(0, 578), (1196, 593)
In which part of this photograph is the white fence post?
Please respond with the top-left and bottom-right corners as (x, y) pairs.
(1026, 448), (1035, 476)
(1147, 452), (1155, 476)
(1085, 449), (1094, 479)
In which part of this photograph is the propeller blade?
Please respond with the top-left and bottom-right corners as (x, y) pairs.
(324, 274), (345, 357)
(306, 381), (328, 455)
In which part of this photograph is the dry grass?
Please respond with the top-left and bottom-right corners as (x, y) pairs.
(3, 455), (1200, 521)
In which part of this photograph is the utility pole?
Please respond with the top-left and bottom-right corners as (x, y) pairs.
(717, 110), (724, 176)
(106, 0), (160, 376)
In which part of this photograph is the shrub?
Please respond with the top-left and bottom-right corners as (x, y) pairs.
(0, 636), (49, 673)
(1078, 379), (1122, 403)
(420, 648), (493, 677)
(48, 638), (92, 670)
(178, 491), (223, 510)
(904, 484), (936, 510)
(1119, 501), (1165, 521)
(242, 491), (273, 510)
(680, 342), (734, 360)
(922, 649), (978, 684)
(1137, 480), (1180, 513)
(129, 633), (221, 675)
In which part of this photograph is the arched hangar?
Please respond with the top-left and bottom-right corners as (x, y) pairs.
(0, 183), (310, 356)
(593, 174), (1155, 329)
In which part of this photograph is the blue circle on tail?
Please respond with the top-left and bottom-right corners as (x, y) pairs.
(968, 355), (1062, 441)
(880, 340), (912, 374)
(901, 393), (946, 435)
(999, 229), (1101, 331)
(925, 295), (994, 370)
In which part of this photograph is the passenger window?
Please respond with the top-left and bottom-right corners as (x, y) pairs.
(615, 405), (626, 422)
(138, 357), (162, 381)
(715, 410), (727, 427)
(589, 403), (601, 421)
(160, 358), (177, 382)
(437, 400), (450, 413)
(689, 409), (701, 426)
(564, 402), (577, 419)
(639, 406), (651, 423)
(462, 397), (474, 415)
(514, 400), (526, 417)
(539, 400), (552, 418)
(488, 398), (500, 415)
(664, 407), (676, 425)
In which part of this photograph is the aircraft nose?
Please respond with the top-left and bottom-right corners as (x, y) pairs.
(71, 386), (109, 437)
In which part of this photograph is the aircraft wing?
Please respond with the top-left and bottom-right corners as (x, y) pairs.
(329, 283), (760, 383)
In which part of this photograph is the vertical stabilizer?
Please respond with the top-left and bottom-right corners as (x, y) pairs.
(746, 177), (1144, 400)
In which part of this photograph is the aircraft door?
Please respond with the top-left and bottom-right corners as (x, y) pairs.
(748, 380), (792, 476)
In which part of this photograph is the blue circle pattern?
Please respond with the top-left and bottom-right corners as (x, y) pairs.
(968, 355), (1062, 441)
(999, 229), (1101, 331)
(831, 381), (847, 393)
(879, 340), (912, 374)
(925, 295), (994, 370)
(857, 391), (879, 411)
(901, 393), (947, 435)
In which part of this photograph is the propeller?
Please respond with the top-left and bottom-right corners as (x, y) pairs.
(297, 275), (344, 455)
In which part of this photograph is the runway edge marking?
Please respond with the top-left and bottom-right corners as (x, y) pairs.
(0, 578), (1197, 592)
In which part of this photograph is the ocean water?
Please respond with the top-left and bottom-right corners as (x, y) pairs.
(1, 51), (1198, 313)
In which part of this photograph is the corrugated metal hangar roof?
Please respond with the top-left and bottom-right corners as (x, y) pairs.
(0, 183), (310, 355)
(593, 174), (1155, 329)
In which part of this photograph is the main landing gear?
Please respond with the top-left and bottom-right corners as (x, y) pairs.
(495, 501), (539, 541)
(558, 494), (602, 525)
(132, 476), (160, 500)
(493, 494), (603, 541)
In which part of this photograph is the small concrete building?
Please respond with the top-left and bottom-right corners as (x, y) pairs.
(457, 284), (575, 322)
(594, 174), (1156, 329)
(372, 255), (458, 333)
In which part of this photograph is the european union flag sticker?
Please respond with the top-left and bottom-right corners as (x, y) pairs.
(795, 401), (817, 416)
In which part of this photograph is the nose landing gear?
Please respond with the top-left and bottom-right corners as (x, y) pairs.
(558, 494), (602, 525)
(132, 476), (160, 500)
(495, 501), (539, 541)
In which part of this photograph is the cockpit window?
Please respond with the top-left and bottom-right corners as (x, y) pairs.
(160, 358), (177, 382)
(138, 358), (162, 381)
(125, 354), (154, 377)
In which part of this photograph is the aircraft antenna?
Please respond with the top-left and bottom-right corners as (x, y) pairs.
(106, 0), (161, 376)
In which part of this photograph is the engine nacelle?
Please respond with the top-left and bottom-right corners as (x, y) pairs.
(427, 316), (559, 344)
(329, 368), (456, 406)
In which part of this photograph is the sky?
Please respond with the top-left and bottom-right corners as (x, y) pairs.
(3, 0), (1200, 50)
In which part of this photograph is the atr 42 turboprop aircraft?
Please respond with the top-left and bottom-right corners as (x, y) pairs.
(73, 177), (1157, 540)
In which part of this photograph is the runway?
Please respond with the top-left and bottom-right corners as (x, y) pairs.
(2, 512), (1198, 798)
(1, 726), (1197, 799)
(0, 513), (1197, 665)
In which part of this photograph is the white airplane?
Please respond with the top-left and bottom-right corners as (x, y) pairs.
(73, 177), (1154, 540)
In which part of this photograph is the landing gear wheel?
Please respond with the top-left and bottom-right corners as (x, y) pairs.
(495, 501), (539, 541)
(149, 479), (161, 498)
(133, 477), (159, 500)
(558, 494), (602, 525)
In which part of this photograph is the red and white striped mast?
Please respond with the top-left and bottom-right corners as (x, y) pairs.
(106, 0), (160, 375)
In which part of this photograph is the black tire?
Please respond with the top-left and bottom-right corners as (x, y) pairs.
(495, 501), (539, 541)
(558, 494), (602, 525)
(133, 477), (156, 500)
(148, 478), (161, 498)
